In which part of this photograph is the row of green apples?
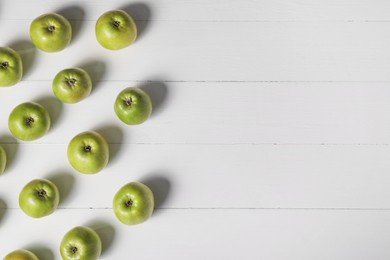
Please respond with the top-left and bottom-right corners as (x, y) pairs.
(1, 9), (156, 260)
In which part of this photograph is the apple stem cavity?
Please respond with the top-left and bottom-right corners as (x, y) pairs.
(84, 145), (92, 152)
(37, 189), (46, 197)
(47, 25), (56, 32)
(124, 98), (133, 107)
(25, 117), (34, 126)
(67, 78), (77, 87)
(0, 61), (8, 69)
(125, 199), (133, 207)
(71, 247), (78, 254)
(113, 20), (121, 28)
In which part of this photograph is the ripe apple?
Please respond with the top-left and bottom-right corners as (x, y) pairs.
(95, 9), (137, 50)
(52, 67), (92, 103)
(19, 179), (60, 218)
(114, 87), (152, 125)
(8, 102), (51, 141)
(60, 226), (102, 260)
(113, 182), (154, 225)
(4, 249), (38, 260)
(30, 13), (72, 52)
(0, 47), (23, 87)
(0, 145), (6, 175)
(67, 131), (109, 174)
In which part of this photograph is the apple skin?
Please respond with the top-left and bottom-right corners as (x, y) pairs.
(60, 226), (102, 260)
(19, 178), (60, 218)
(113, 182), (154, 225)
(67, 131), (109, 174)
(4, 249), (39, 260)
(0, 47), (23, 87)
(95, 9), (137, 50)
(53, 67), (92, 103)
(114, 87), (152, 125)
(8, 102), (51, 141)
(0, 145), (6, 175)
(30, 13), (72, 52)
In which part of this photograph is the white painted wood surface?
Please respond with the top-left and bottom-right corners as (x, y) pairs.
(1, 0), (390, 259)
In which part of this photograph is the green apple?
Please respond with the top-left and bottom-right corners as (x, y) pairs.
(53, 67), (92, 103)
(0, 47), (23, 87)
(8, 102), (51, 141)
(60, 226), (102, 260)
(19, 178), (60, 218)
(114, 87), (152, 125)
(0, 145), (6, 175)
(30, 13), (72, 52)
(67, 131), (109, 174)
(4, 249), (39, 260)
(113, 182), (154, 225)
(95, 9), (137, 50)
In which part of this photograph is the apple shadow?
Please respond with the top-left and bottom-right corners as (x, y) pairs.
(56, 5), (86, 44)
(139, 81), (169, 117)
(140, 174), (171, 215)
(9, 40), (37, 78)
(0, 134), (18, 174)
(87, 220), (116, 256)
(119, 2), (152, 41)
(77, 60), (106, 95)
(34, 96), (63, 131)
(27, 245), (54, 260)
(0, 199), (7, 227)
(95, 125), (124, 164)
(46, 172), (75, 206)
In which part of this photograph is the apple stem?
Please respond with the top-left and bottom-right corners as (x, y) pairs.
(26, 117), (34, 126)
(125, 199), (133, 207)
(47, 25), (55, 32)
(0, 61), (8, 69)
(124, 98), (133, 106)
(37, 189), (46, 197)
(84, 145), (92, 152)
(67, 78), (77, 87)
(113, 20), (121, 28)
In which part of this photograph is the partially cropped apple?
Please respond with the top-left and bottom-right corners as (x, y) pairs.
(53, 67), (92, 103)
(0, 145), (6, 175)
(0, 47), (23, 87)
(60, 226), (102, 260)
(4, 249), (38, 260)
(113, 182), (154, 225)
(67, 131), (109, 174)
(19, 179), (60, 218)
(8, 102), (51, 141)
(30, 13), (72, 52)
(114, 87), (152, 125)
(95, 9), (137, 50)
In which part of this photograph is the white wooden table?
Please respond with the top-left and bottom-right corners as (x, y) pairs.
(1, 0), (390, 259)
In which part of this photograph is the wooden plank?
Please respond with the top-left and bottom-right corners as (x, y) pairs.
(1, 208), (390, 259)
(2, 0), (390, 21)
(1, 144), (390, 209)
(1, 82), (390, 145)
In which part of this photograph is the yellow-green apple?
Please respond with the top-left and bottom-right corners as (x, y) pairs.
(4, 249), (38, 260)
(0, 145), (6, 175)
(0, 47), (23, 87)
(60, 226), (102, 260)
(113, 182), (154, 225)
(19, 179), (60, 218)
(114, 87), (152, 125)
(52, 67), (92, 103)
(95, 10), (137, 50)
(67, 131), (109, 174)
(8, 102), (51, 141)
(30, 13), (72, 52)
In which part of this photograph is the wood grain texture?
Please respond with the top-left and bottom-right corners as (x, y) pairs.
(1, 0), (390, 259)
